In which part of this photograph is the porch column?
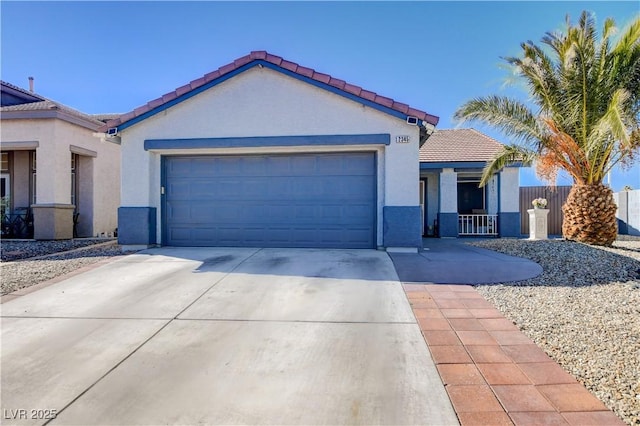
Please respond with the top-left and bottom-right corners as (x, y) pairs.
(32, 142), (74, 240)
(499, 167), (521, 237)
(438, 168), (458, 237)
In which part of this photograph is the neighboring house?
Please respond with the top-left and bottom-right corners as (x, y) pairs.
(99, 51), (439, 251)
(0, 80), (120, 239)
(419, 129), (521, 238)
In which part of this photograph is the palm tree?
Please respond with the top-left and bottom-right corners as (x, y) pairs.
(454, 11), (640, 246)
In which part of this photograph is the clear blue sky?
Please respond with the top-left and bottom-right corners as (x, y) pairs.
(2, 1), (638, 191)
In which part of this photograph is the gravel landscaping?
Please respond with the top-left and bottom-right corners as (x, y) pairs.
(1, 240), (131, 296)
(468, 237), (640, 425)
(1, 238), (116, 262)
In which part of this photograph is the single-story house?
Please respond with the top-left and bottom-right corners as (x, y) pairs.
(100, 51), (519, 251)
(0, 80), (120, 239)
(419, 128), (520, 238)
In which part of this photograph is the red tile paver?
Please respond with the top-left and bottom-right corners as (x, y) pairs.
(509, 411), (569, 425)
(461, 298), (496, 309)
(490, 330), (535, 346)
(448, 318), (485, 331)
(429, 345), (473, 364)
(502, 345), (552, 363)
(492, 385), (556, 412)
(412, 308), (444, 319)
(403, 284), (622, 426)
(437, 364), (486, 385)
(467, 308), (503, 318)
(561, 411), (625, 425)
(417, 318), (451, 331)
(434, 298), (467, 309)
(446, 385), (504, 412)
(441, 308), (473, 318)
(477, 363), (531, 385)
(429, 291), (458, 299)
(457, 411), (514, 425)
(537, 384), (608, 412)
(478, 318), (520, 331)
(517, 362), (577, 385)
(422, 330), (461, 346)
(457, 330), (498, 346)
(466, 345), (513, 364)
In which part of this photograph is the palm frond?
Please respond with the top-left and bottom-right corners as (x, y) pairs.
(454, 96), (543, 146)
(480, 145), (536, 187)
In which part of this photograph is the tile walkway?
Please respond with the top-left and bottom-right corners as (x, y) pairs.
(403, 283), (625, 426)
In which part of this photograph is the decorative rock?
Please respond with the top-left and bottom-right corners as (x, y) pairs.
(469, 238), (640, 425)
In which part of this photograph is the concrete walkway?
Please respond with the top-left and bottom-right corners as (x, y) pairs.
(1, 248), (457, 425)
(390, 239), (542, 284)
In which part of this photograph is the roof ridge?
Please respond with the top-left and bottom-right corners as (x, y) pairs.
(100, 51), (438, 132)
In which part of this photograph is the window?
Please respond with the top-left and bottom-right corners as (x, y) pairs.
(1, 152), (8, 172)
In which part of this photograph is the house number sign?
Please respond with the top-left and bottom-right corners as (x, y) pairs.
(395, 135), (411, 143)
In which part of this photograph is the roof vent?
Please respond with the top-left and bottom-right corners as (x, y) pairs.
(28, 76), (34, 93)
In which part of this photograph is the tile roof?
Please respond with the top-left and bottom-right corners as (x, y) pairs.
(419, 128), (504, 163)
(1, 81), (104, 127)
(0, 80), (46, 102)
(100, 51), (439, 132)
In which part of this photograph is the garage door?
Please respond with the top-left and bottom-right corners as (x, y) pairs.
(163, 153), (376, 248)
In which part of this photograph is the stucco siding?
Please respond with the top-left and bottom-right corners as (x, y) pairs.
(1, 117), (120, 236)
(120, 67), (421, 247)
(499, 167), (519, 213)
(439, 168), (457, 213)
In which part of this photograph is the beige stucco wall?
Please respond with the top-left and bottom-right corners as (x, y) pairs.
(0, 117), (120, 237)
(119, 66), (422, 247)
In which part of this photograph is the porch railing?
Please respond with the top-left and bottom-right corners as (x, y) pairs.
(458, 214), (498, 236)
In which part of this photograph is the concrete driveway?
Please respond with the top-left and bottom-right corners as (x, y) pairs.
(1, 248), (457, 425)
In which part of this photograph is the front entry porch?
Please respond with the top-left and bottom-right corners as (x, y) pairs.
(420, 166), (521, 238)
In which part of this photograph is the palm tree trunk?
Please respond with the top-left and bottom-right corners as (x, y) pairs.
(562, 184), (618, 246)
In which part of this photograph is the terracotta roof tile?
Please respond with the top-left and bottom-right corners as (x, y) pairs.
(343, 83), (362, 96)
(296, 66), (314, 78)
(119, 111), (137, 122)
(190, 77), (206, 90)
(204, 70), (220, 83)
(420, 129), (504, 163)
(392, 102), (409, 114)
(251, 51), (267, 60)
(375, 96), (394, 108)
(313, 72), (331, 84)
(329, 78), (346, 90)
(266, 53), (283, 65)
(219, 63), (236, 75)
(100, 51), (438, 132)
(234, 55), (252, 67)
(148, 98), (164, 109)
(280, 60), (298, 72)
(360, 90), (376, 101)
(161, 91), (178, 103)
(134, 105), (149, 116)
(175, 84), (192, 97)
